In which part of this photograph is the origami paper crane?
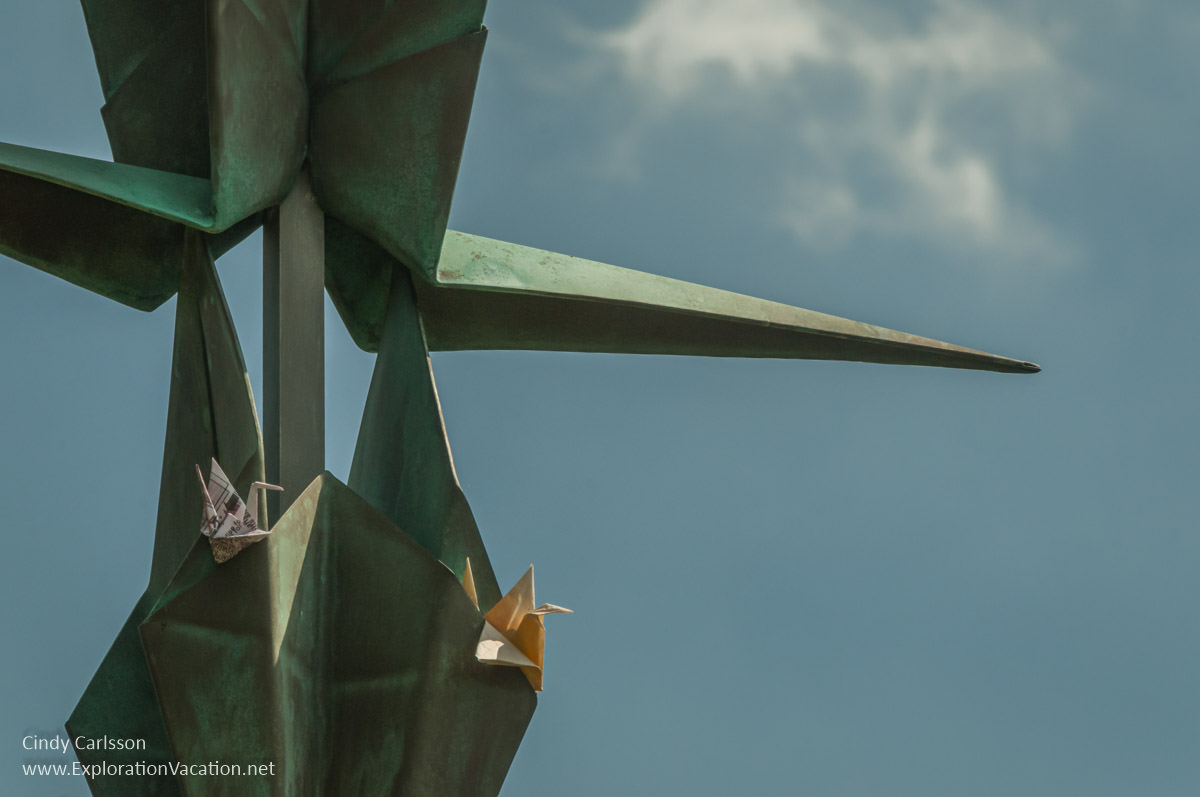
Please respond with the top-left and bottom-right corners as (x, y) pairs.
(196, 457), (283, 563)
(463, 559), (573, 692)
(0, 1), (1040, 795)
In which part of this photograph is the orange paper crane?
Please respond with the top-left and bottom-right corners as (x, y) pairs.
(462, 559), (572, 691)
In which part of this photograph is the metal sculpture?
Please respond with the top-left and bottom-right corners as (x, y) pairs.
(0, 2), (1038, 795)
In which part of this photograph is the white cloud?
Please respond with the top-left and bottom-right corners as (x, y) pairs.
(597, 0), (837, 97)
(582, 0), (1086, 268)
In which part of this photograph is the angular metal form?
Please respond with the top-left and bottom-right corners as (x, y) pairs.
(0, 142), (216, 228)
(324, 216), (396, 349)
(327, 227), (1039, 372)
(86, 0), (308, 229)
(66, 232), (532, 795)
(204, 0), (309, 228)
(310, 29), (486, 280)
(350, 267), (505, 611)
(3, 0), (487, 304)
(417, 232), (1040, 372)
(0, 144), (257, 310)
(4, 1), (1037, 373)
(79, 0), (487, 269)
(141, 473), (535, 796)
(67, 231), (265, 796)
(308, 0), (485, 86)
(0, 156), (185, 310)
(90, 0), (211, 178)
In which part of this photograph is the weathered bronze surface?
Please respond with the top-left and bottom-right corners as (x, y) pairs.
(0, 0), (1035, 373)
(419, 231), (1040, 372)
(0, 1), (1040, 794)
(142, 474), (534, 796)
(350, 267), (505, 611)
(67, 231), (264, 796)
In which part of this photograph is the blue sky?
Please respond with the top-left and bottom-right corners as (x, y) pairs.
(2, 1), (1198, 795)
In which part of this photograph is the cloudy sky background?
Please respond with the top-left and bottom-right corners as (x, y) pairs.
(2, 1), (1198, 794)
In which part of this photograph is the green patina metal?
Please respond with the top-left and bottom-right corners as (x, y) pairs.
(141, 474), (534, 797)
(1, 0), (1037, 371)
(310, 29), (486, 282)
(419, 231), (1040, 372)
(0, 1), (1040, 794)
(67, 230), (263, 796)
(350, 267), (505, 610)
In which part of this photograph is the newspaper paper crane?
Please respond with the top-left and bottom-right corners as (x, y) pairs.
(0, 2), (1039, 796)
(196, 458), (284, 563)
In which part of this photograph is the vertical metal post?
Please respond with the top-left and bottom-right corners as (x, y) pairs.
(263, 169), (324, 519)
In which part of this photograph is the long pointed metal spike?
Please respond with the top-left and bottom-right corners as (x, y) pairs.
(0, 141), (214, 227)
(414, 231), (1039, 374)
